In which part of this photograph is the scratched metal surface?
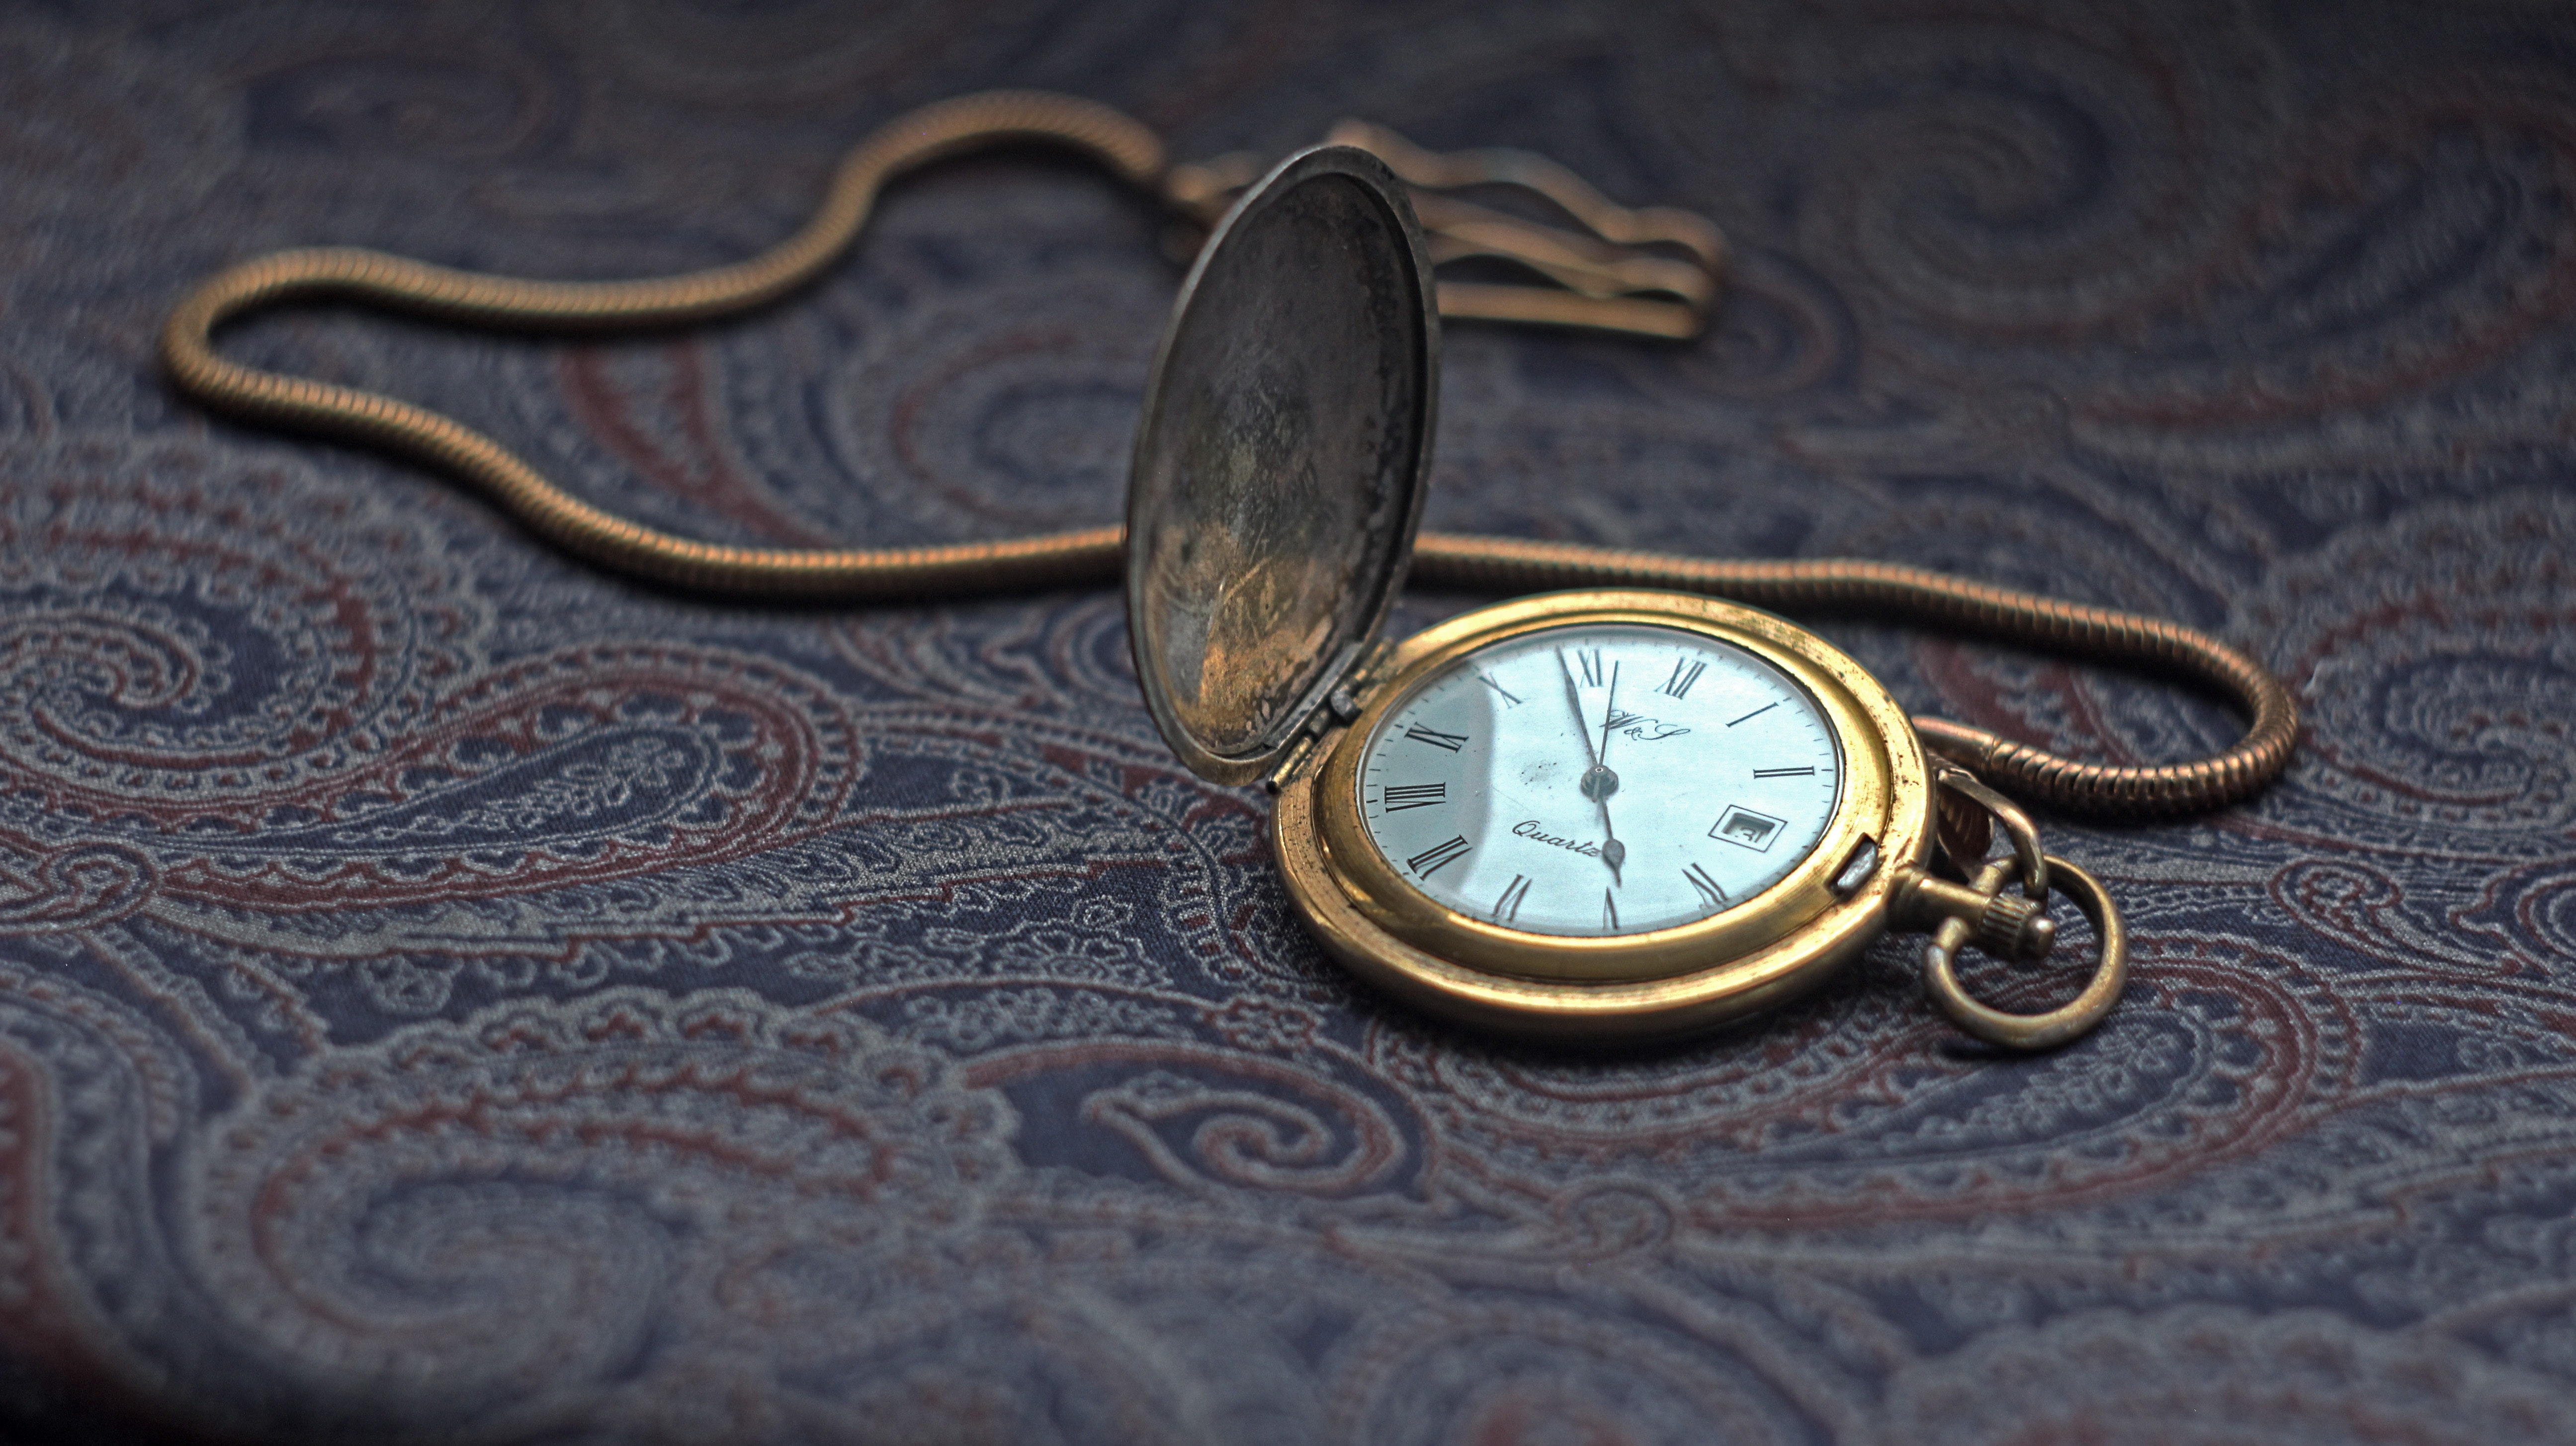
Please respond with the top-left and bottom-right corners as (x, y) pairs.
(3, 2), (2574, 1441)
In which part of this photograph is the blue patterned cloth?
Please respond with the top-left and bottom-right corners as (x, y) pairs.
(5, 3), (2575, 1441)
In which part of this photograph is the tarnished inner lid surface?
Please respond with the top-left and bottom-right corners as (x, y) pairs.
(1126, 147), (1438, 785)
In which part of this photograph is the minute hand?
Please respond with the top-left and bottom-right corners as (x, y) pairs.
(1556, 651), (1626, 885)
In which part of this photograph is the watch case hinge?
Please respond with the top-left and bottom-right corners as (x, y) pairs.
(1268, 639), (1398, 795)
(1341, 638), (1398, 703)
(1265, 733), (1320, 795)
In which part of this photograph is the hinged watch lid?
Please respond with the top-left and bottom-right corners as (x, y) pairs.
(1125, 145), (1441, 786)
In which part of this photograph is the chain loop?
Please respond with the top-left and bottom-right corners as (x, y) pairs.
(1931, 765), (2046, 897)
(157, 88), (2297, 818)
(1921, 855), (2128, 1050)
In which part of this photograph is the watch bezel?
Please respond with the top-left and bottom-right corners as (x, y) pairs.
(1274, 589), (1933, 1040)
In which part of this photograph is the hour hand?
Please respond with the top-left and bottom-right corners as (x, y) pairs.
(1579, 757), (1625, 883)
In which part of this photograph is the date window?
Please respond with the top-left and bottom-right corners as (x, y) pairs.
(1710, 805), (1786, 852)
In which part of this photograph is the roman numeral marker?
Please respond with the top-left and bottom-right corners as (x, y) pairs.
(1403, 723), (1468, 752)
(1493, 874), (1531, 924)
(1476, 674), (1523, 707)
(1752, 766), (1816, 778)
(1407, 835), (1472, 878)
(1601, 889), (1620, 932)
(1661, 658), (1707, 700)
(1382, 782), (1447, 811)
(1576, 649), (1605, 687)
(1684, 862), (1726, 909)
(1727, 701), (1778, 728)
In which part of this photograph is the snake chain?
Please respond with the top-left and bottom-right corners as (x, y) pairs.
(159, 90), (2297, 816)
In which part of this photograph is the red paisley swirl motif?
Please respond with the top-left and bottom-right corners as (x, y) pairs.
(2455, 858), (2576, 989)
(555, 341), (842, 547)
(834, 594), (1141, 723)
(2259, 494), (2576, 838)
(2078, 74), (2576, 429)
(0, 845), (157, 932)
(1374, 933), (2354, 1225)
(824, 272), (1163, 538)
(0, 441), (473, 812)
(0, 960), (197, 1404)
(2270, 857), (2520, 981)
(184, 990), (1010, 1414)
(969, 1041), (1408, 1198)
(0, 449), (864, 909)
(134, 644), (860, 908)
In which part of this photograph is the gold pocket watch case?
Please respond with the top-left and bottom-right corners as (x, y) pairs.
(1282, 592), (1931, 1041)
(1126, 145), (2113, 1046)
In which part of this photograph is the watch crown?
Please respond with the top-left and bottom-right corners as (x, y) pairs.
(1889, 866), (2056, 963)
(1975, 892), (2055, 962)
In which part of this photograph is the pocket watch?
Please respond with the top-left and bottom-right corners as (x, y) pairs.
(1125, 146), (2125, 1047)
(167, 92), (2261, 1052)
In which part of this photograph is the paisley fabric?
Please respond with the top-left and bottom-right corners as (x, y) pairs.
(5, 2), (2575, 1441)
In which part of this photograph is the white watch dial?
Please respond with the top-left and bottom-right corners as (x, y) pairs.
(1355, 622), (1844, 938)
